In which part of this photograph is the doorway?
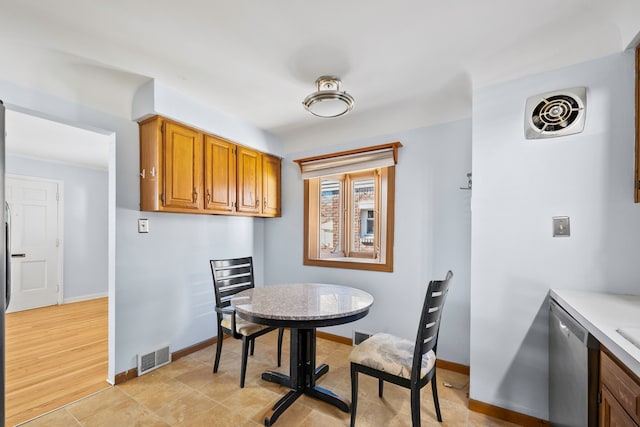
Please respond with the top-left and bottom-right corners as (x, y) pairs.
(4, 109), (114, 422)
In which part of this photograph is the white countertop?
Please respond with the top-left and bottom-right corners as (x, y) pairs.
(550, 289), (640, 377)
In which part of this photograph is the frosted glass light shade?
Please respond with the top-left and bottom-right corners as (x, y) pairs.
(303, 76), (354, 118)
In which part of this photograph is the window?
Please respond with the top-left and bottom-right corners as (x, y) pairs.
(295, 142), (401, 272)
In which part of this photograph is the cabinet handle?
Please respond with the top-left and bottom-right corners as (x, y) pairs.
(150, 167), (156, 177)
(194, 188), (198, 202)
(255, 199), (260, 208)
(264, 199), (267, 209)
(207, 189), (211, 203)
(140, 169), (145, 179)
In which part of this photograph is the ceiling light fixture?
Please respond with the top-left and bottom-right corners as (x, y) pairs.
(303, 76), (355, 118)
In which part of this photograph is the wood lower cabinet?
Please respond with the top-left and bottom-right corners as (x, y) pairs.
(600, 349), (640, 426)
(601, 386), (638, 427)
(139, 115), (281, 217)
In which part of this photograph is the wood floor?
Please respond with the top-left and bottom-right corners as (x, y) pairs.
(5, 298), (109, 426)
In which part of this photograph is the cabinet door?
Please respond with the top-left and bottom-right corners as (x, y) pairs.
(601, 350), (640, 425)
(601, 386), (639, 427)
(262, 154), (281, 217)
(139, 117), (162, 211)
(237, 146), (262, 215)
(204, 136), (236, 213)
(163, 121), (203, 210)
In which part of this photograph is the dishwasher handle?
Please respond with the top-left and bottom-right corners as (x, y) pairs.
(550, 299), (598, 349)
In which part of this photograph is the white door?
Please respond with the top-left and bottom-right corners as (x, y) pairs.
(6, 176), (61, 312)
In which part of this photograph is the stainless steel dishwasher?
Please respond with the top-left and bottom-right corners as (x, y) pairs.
(549, 298), (599, 427)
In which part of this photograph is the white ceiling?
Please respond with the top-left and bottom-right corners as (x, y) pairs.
(1, 1), (639, 154)
(5, 110), (110, 170)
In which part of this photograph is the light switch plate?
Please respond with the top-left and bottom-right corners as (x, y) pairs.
(552, 216), (570, 237)
(138, 218), (149, 233)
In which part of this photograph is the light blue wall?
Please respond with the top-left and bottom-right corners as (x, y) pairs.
(0, 79), (278, 378)
(132, 80), (283, 157)
(470, 51), (640, 419)
(6, 156), (108, 301)
(265, 119), (472, 366)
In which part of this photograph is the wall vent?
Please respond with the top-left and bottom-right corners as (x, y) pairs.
(137, 346), (171, 376)
(524, 87), (586, 139)
(353, 330), (374, 346)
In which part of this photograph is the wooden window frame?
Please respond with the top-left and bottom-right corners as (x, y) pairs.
(345, 170), (379, 260)
(298, 143), (400, 272)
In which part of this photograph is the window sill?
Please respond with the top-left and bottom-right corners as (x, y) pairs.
(304, 257), (393, 272)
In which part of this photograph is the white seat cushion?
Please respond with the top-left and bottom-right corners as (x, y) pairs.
(221, 315), (270, 336)
(349, 332), (436, 380)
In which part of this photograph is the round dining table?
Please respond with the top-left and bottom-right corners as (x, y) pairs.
(231, 283), (374, 426)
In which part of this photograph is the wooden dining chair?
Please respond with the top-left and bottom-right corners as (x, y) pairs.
(349, 271), (453, 426)
(210, 257), (284, 388)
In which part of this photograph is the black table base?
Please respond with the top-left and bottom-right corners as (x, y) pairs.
(261, 328), (350, 426)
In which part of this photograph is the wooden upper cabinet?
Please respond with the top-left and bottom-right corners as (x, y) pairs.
(204, 135), (236, 213)
(236, 146), (262, 215)
(163, 121), (203, 210)
(139, 116), (203, 213)
(262, 153), (281, 217)
(139, 115), (281, 217)
(139, 117), (162, 212)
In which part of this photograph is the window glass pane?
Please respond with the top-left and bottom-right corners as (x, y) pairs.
(351, 177), (375, 254)
(320, 178), (342, 257)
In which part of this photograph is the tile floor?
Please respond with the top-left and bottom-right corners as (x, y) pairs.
(19, 333), (518, 426)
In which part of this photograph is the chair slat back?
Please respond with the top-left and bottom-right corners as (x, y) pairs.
(412, 271), (453, 377)
(210, 257), (255, 308)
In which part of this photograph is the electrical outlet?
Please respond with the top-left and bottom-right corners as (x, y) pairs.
(138, 218), (149, 233)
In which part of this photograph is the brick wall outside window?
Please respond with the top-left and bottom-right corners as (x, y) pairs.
(320, 181), (375, 255)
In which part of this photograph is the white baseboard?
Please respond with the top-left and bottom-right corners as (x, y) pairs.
(63, 292), (108, 304)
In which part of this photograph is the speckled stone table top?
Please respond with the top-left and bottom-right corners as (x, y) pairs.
(231, 283), (374, 327)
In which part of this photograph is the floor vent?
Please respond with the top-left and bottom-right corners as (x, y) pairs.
(137, 346), (171, 376)
(353, 330), (374, 346)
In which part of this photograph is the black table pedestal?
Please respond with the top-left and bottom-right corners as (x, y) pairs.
(261, 328), (350, 426)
